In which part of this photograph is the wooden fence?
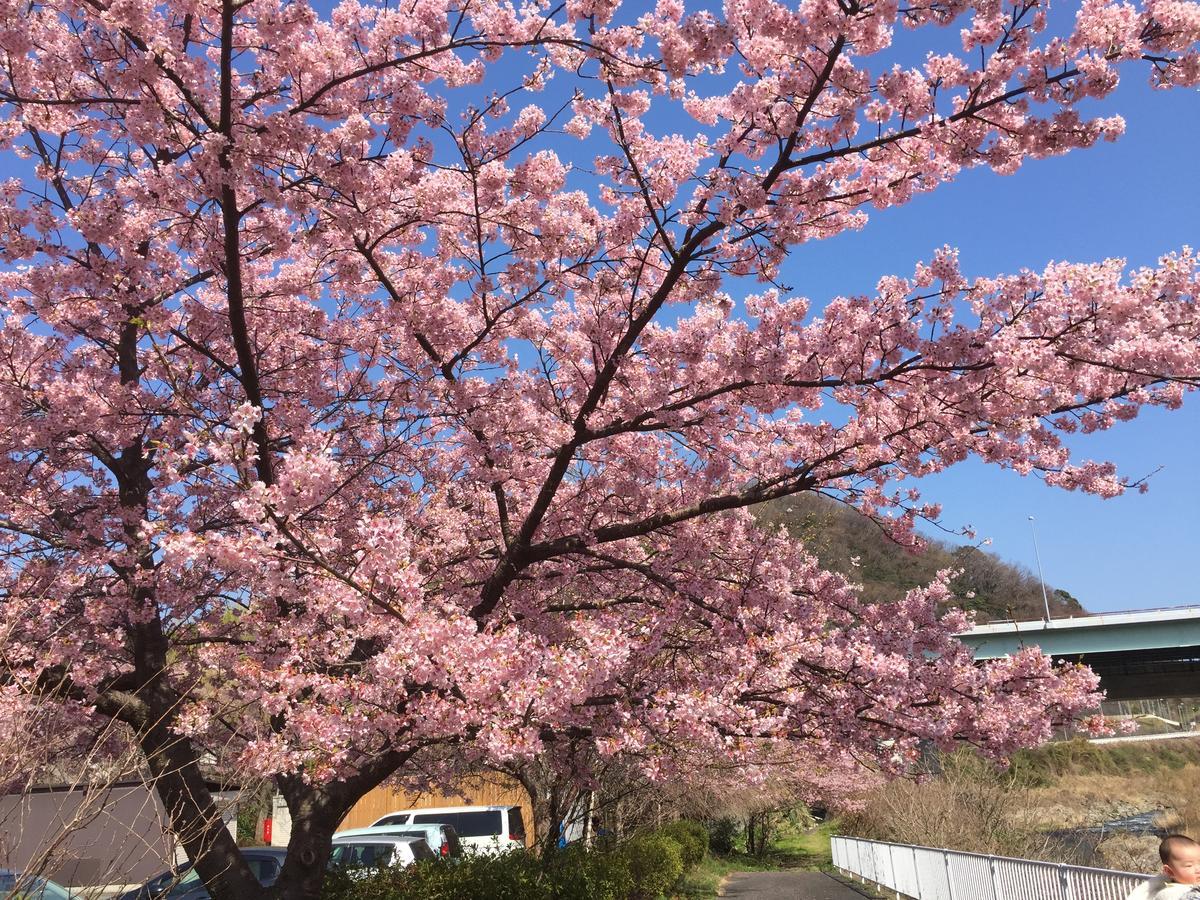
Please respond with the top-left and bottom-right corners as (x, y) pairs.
(338, 775), (533, 845)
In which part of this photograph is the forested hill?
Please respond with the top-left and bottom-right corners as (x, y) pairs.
(755, 496), (1085, 623)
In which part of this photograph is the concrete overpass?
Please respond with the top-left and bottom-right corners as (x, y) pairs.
(957, 606), (1200, 701)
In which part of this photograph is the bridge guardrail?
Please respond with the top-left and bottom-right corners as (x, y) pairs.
(831, 835), (1146, 900)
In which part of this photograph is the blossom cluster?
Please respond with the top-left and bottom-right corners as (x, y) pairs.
(0, 0), (1194, 812)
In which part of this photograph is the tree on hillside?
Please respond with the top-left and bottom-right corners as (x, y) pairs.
(758, 495), (1084, 620)
(1, 1), (1198, 897)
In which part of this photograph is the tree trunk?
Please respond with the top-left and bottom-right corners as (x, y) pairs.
(266, 749), (411, 900)
(514, 765), (577, 856)
(268, 781), (346, 900)
(582, 791), (594, 848)
(138, 704), (262, 900)
(139, 706), (410, 900)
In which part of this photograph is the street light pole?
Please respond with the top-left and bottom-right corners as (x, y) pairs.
(1028, 515), (1052, 623)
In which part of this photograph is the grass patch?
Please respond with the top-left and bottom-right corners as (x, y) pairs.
(668, 816), (840, 899)
(826, 871), (892, 899)
(671, 853), (777, 899)
(1011, 736), (1200, 785)
(765, 820), (835, 869)
(671, 822), (839, 898)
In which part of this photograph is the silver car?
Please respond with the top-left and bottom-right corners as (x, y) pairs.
(332, 823), (463, 859)
(329, 836), (436, 871)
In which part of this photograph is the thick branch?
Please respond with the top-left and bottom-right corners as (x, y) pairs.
(219, 0), (273, 486)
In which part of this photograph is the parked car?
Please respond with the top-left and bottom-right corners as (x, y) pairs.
(0, 870), (76, 900)
(329, 836), (436, 871)
(333, 823), (463, 858)
(368, 805), (526, 855)
(112, 865), (192, 900)
(117, 849), (286, 900)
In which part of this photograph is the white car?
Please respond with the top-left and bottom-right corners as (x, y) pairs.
(368, 805), (527, 855)
(329, 835), (436, 871)
(333, 823), (463, 859)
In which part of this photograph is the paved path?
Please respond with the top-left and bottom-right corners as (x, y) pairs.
(721, 871), (869, 899)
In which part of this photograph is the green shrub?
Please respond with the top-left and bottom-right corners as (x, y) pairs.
(659, 820), (708, 867)
(235, 788), (271, 845)
(1164, 749), (1189, 770)
(707, 817), (740, 855)
(322, 850), (552, 900)
(622, 833), (684, 900)
(322, 830), (702, 900)
(322, 844), (639, 900)
(545, 844), (633, 900)
(322, 867), (400, 900)
(418, 851), (551, 900)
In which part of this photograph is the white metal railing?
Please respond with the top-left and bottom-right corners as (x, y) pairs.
(831, 836), (1147, 900)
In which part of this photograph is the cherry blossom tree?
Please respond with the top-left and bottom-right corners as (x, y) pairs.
(1, 0), (1198, 897)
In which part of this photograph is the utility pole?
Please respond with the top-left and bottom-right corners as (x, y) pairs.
(1028, 515), (1052, 623)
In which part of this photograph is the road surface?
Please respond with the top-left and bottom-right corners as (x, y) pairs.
(721, 871), (870, 899)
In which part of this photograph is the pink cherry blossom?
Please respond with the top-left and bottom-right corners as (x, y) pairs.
(0, 0), (1197, 898)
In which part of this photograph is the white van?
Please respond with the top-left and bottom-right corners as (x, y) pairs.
(369, 805), (527, 855)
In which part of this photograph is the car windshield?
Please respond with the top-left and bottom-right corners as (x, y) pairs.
(508, 807), (526, 840)
(141, 866), (189, 894)
(0, 874), (72, 900)
(412, 811), (502, 838)
(149, 871), (176, 889)
(165, 858), (277, 897)
(164, 866), (205, 898)
(373, 815), (408, 826)
(329, 844), (395, 868)
(38, 880), (72, 900)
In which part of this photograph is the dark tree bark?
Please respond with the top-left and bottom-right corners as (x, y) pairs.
(508, 759), (582, 856)
(137, 711), (263, 900)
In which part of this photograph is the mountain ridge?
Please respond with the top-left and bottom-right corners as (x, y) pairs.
(756, 495), (1085, 623)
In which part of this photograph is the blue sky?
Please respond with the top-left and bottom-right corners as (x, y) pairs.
(771, 75), (1200, 614)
